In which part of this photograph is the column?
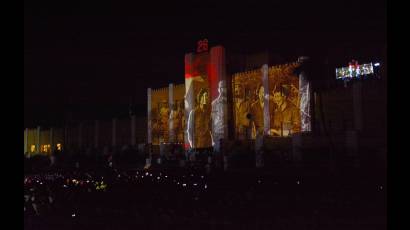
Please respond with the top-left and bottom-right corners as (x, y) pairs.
(184, 53), (194, 149)
(262, 64), (270, 135)
(298, 56), (312, 132)
(210, 46), (227, 152)
(112, 118), (117, 147)
(147, 88), (152, 144)
(169, 83), (175, 142)
(94, 120), (99, 148)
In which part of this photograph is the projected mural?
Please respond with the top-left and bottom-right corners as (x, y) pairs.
(232, 62), (306, 138)
(232, 70), (262, 139)
(148, 84), (185, 145)
(185, 51), (213, 149)
(148, 44), (311, 151)
(211, 80), (227, 148)
(149, 88), (169, 145)
(184, 46), (228, 150)
(187, 86), (212, 148)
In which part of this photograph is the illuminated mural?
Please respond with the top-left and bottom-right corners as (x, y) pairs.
(149, 87), (169, 145)
(268, 63), (302, 136)
(187, 86), (212, 148)
(211, 80), (228, 148)
(232, 70), (262, 139)
(184, 46), (227, 150)
(169, 84), (185, 143)
(185, 50), (211, 149)
(148, 84), (185, 146)
(148, 45), (311, 150)
(232, 62), (305, 138)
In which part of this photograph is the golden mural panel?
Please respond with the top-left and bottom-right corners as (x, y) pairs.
(232, 62), (302, 138)
(186, 76), (212, 148)
(150, 87), (169, 145)
(268, 62), (301, 136)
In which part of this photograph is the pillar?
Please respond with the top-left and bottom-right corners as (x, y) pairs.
(298, 56), (312, 132)
(210, 46), (227, 152)
(184, 53), (194, 149)
(262, 64), (270, 135)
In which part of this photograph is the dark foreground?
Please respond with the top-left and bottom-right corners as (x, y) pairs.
(24, 167), (386, 230)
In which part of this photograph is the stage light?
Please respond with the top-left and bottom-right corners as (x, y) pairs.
(183, 183), (186, 187)
(193, 183), (197, 186)
(204, 184), (207, 189)
(374, 63), (380, 66)
(72, 213), (76, 217)
(296, 181), (300, 185)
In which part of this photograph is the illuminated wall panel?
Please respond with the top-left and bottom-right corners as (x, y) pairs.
(232, 69), (263, 139)
(150, 86), (169, 145)
(185, 52), (212, 149)
(232, 61), (305, 138)
(210, 46), (228, 151)
(268, 62), (302, 136)
(169, 84), (185, 143)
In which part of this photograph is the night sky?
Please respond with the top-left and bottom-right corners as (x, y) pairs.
(24, 1), (386, 127)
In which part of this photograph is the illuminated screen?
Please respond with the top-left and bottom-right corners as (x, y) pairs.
(149, 84), (185, 145)
(185, 53), (213, 149)
(169, 84), (186, 143)
(150, 87), (170, 145)
(232, 62), (306, 138)
(336, 63), (375, 79)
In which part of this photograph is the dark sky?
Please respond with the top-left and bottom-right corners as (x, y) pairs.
(24, 0), (386, 127)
